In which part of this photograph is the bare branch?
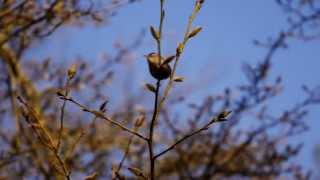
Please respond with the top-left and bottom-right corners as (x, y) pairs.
(61, 96), (148, 141)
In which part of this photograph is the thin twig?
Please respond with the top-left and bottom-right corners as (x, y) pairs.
(0, 0), (28, 18)
(147, 0), (166, 178)
(53, 152), (71, 180)
(62, 96), (148, 141)
(148, 80), (161, 180)
(146, 1), (204, 179)
(68, 130), (85, 158)
(154, 117), (226, 159)
(57, 77), (71, 151)
(17, 96), (71, 179)
(157, 1), (204, 122)
(157, 0), (165, 66)
(115, 125), (140, 176)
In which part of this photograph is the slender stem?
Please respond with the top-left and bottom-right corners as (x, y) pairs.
(18, 97), (71, 179)
(57, 77), (70, 151)
(146, 1), (203, 179)
(117, 134), (134, 171)
(6, 72), (21, 132)
(63, 96), (148, 141)
(159, 2), (201, 111)
(148, 80), (161, 180)
(146, 2), (204, 166)
(53, 150), (71, 180)
(157, 0), (165, 66)
(115, 125), (139, 176)
(147, 0), (166, 179)
(154, 117), (224, 159)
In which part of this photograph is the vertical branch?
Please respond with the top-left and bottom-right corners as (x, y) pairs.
(17, 97), (71, 179)
(147, 1), (204, 179)
(6, 72), (21, 131)
(157, 0), (165, 66)
(0, 46), (41, 116)
(57, 77), (71, 151)
(57, 63), (76, 150)
(147, 0), (166, 179)
(148, 80), (161, 180)
(116, 134), (135, 172)
(115, 123), (141, 177)
(158, 0), (204, 118)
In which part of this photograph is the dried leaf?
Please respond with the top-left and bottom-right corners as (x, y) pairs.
(99, 100), (108, 111)
(176, 43), (184, 55)
(134, 115), (145, 127)
(67, 64), (77, 79)
(114, 172), (125, 180)
(162, 55), (176, 65)
(145, 83), (156, 93)
(195, 0), (203, 11)
(188, 27), (202, 39)
(218, 110), (232, 121)
(197, 0), (205, 5)
(150, 26), (160, 41)
(56, 91), (64, 97)
(128, 167), (147, 179)
(173, 76), (184, 82)
(29, 123), (41, 129)
(84, 172), (98, 180)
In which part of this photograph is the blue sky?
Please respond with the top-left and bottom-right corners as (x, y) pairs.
(26, 0), (320, 173)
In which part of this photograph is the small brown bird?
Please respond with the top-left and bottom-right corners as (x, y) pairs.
(145, 52), (172, 80)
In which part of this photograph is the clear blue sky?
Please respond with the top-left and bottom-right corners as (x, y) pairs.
(26, 0), (320, 172)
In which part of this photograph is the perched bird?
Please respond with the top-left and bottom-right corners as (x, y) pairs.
(145, 52), (172, 80)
